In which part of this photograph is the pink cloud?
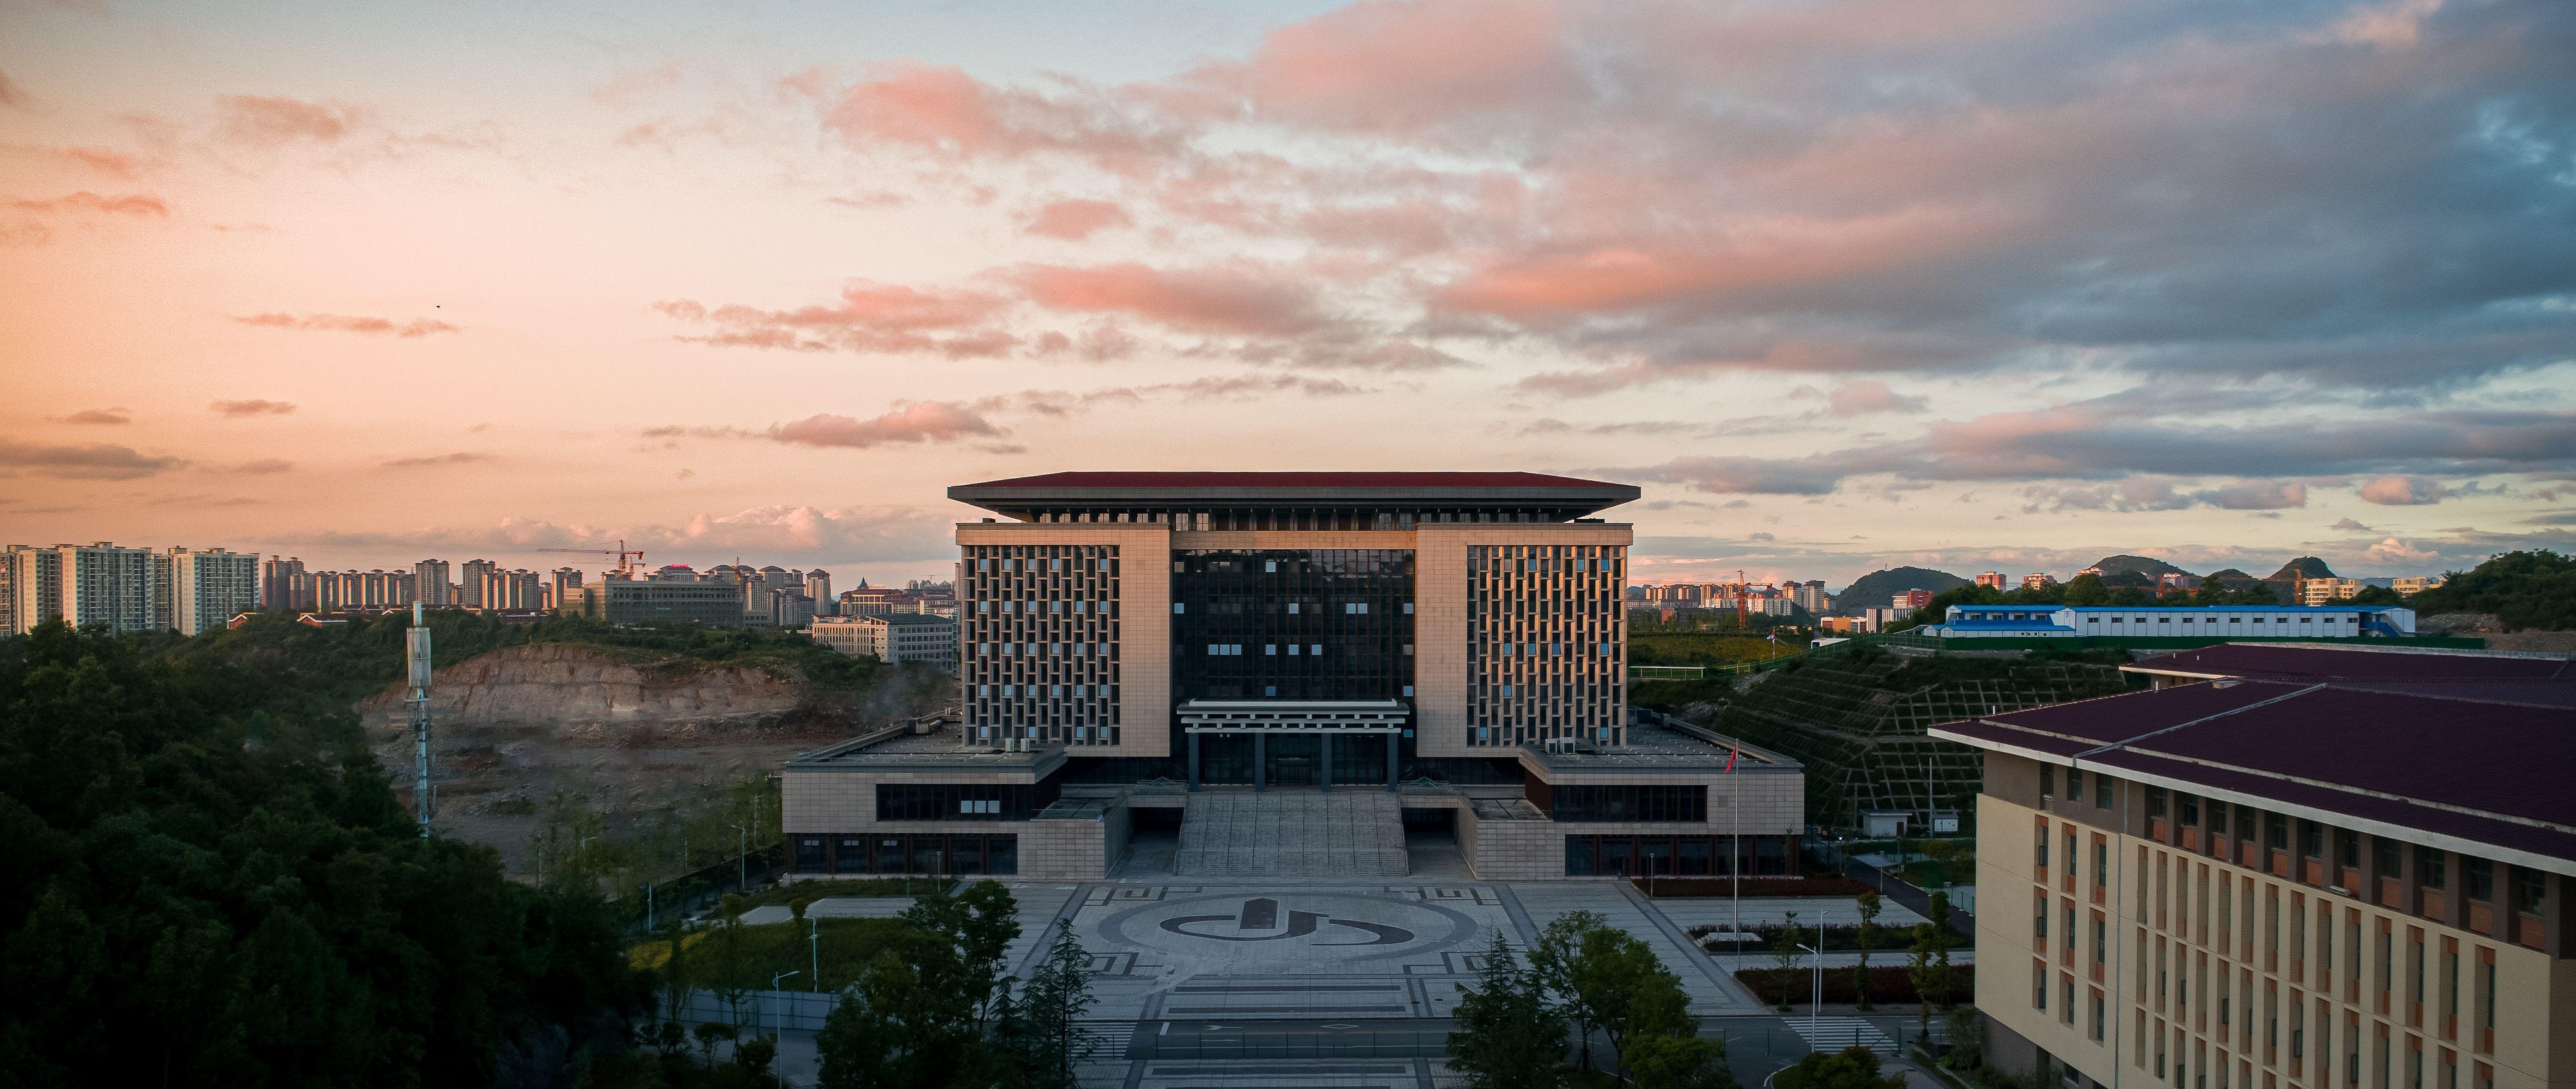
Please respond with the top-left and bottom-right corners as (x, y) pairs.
(1020, 262), (1327, 337)
(217, 94), (361, 145)
(59, 407), (130, 425)
(769, 402), (1003, 448)
(211, 398), (297, 417)
(10, 191), (168, 217)
(234, 313), (458, 337)
(2358, 475), (2453, 505)
(655, 282), (1015, 356)
(1199, 0), (1582, 136)
(800, 63), (1168, 170)
(1024, 199), (1131, 240)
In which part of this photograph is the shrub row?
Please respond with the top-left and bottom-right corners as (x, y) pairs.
(1733, 965), (1975, 1006)
(1632, 875), (1877, 897)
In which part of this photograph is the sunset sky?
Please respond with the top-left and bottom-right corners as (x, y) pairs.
(3, 0), (2572, 588)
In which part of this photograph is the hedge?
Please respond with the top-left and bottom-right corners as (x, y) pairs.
(1734, 965), (1974, 1006)
(1632, 876), (1876, 897)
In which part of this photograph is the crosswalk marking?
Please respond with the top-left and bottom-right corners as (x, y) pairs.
(1786, 1016), (1899, 1056)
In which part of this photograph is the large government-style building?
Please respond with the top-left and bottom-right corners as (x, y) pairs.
(780, 472), (1803, 881)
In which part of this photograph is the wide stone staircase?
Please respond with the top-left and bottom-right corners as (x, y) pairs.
(1173, 790), (1409, 878)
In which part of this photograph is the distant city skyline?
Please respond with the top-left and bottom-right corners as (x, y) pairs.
(4, 1), (2571, 587)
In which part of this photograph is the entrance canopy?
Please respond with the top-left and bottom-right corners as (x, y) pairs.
(1178, 699), (1409, 732)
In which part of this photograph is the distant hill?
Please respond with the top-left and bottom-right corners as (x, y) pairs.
(2205, 568), (2260, 586)
(2404, 550), (2576, 632)
(2083, 554), (2191, 579)
(2268, 556), (2337, 580)
(1834, 566), (1969, 614)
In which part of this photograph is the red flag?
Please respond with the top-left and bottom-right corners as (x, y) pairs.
(1726, 744), (1737, 772)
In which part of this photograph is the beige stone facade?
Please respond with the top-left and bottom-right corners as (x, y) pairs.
(1969, 754), (2576, 1089)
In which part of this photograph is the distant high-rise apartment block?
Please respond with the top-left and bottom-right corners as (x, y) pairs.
(2022, 572), (2059, 591)
(2298, 576), (2369, 605)
(413, 559), (452, 606)
(649, 564), (698, 582)
(460, 559), (498, 609)
(1895, 588), (1935, 610)
(312, 569), (415, 611)
(551, 567), (583, 601)
(57, 542), (158, 633)
(263, 556), (312, 610)
(1792, 580), (1830, 614)
(4, 545), (63, 634)
(1977, 571), (2008, 590)
(805, 569), (833, 613)
(168, 547), (259, 635)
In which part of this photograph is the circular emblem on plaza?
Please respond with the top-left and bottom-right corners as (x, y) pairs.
(1100, 891), (1483, 964)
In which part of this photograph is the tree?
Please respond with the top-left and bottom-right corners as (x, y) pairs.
(899, 880), (1024, 1031)
(1908, 891), (1959, 1034)
(1570, 926), (1690, 1082)
(1021, 924), (1100, 1089)
(1627, 1032), (1736, 1089)
(693, 1022), (738, 1069)
(1945, 1006), (1985, 1071)
(0, 621), (644, 1088)
(1775, 1046), (1908, 1089)
(2061, 573), (2110, 606)
(1772, 909), (1804, 975)
(2406, 550), (2576, 630)
(1852, 891), (1883, 1012)
(1447, 934), (1569, 1089)
(1529, 910), (1609, 1071)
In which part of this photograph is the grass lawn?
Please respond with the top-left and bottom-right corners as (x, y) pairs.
(631, 917), (936, 991)
(732, 877), (951, 910)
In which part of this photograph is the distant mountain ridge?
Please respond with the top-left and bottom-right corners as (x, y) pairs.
(2269, 556), (2338, 580)
(2082, 554), (2191, 579)
(1833, 566), (1969, 614)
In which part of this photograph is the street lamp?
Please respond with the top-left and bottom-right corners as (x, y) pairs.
(769, 970), (801, 1089)
(809, 915), (821, 993)
(1796, 909), (1827, 1040)
(732, 824), (749, 893)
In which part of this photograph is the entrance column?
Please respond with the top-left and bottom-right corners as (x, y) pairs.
(1385, 731), (1398, 791)
(1187, 730), (1200, 791)
(1320, 732), (1333, 792)
(1254, 732), (1267, 792)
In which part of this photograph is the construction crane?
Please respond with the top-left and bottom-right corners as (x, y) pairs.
(539, 539), (645, 579)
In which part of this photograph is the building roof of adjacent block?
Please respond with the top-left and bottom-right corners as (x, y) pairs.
(950, 471), (1640, 517)
(1523, 720), (1802, 774)
(1931, 676), (2576, 873)
(2121, 641), (2575, 681)
(784, 722), (1063, 776)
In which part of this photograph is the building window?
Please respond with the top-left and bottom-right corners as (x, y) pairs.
(2042, 765), (2056, 799)
(2464, 858), (2492, 902)
(2069, 767), (2085, 800)
(2510, 867), (2545, 916)
(2418, 846), (2446, 891)
(1549, 784), (1707, 822)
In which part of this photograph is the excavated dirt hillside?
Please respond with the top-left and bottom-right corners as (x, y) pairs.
(358, 643), (860, 874)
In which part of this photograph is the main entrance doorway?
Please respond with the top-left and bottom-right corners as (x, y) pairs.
(1178, 699), (1410, 792)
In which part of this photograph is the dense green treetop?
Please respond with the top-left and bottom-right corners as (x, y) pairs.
(0, 621), (644, 1087)
(1832, 567), (1969, 615)
(2406, 550), (2576, 631)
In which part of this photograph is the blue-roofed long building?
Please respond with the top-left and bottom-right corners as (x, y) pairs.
(1922, 604), (2416, 640)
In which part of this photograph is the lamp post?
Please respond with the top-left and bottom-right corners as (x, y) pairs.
(809, 915), (821, 992)
(1797, 909), (1826, 1040)
(769, 970), (800, 1089)
(732, 824), (749, 893)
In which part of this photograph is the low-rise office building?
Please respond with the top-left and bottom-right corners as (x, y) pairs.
(782, 471), (1799, 881)
(562, 576), (746, 626)
(1931, 653), (2576, 1089)
(810, 614), (960, 664)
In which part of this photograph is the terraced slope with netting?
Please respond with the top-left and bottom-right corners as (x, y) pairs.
(1717, 648), (2132, 830)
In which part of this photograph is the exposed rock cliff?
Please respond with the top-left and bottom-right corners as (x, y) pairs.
(358, 642), (817, 739)
(358, 643), (863, 874)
